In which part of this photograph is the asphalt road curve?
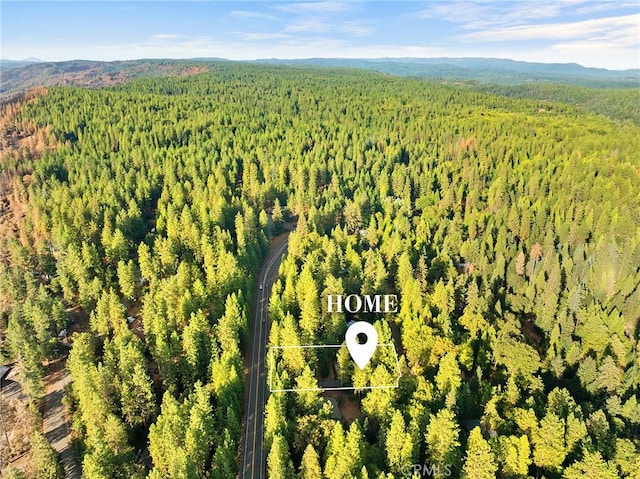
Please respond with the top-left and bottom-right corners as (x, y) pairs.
(241, 235), (288, 479)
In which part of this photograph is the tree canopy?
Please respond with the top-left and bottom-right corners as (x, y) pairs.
(1, 63), (638, 478)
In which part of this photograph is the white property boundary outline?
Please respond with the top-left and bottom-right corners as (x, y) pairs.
(268, 343), (402, 392)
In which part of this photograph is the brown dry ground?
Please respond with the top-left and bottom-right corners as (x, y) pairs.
(43, 359), (81, 479)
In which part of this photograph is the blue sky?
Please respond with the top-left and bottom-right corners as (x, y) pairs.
(2, 1), (639, 69)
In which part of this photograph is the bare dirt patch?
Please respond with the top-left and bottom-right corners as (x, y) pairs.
(43, 359), (81, 478)
(321, 390), (361, 422)
(179, 65), (209, 77)
(65, 306), (91, 337)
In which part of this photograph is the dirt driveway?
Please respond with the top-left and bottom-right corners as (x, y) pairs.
(43, 359), (81, 479)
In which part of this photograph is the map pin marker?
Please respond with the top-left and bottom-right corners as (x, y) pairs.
(345, 321), (378, 370)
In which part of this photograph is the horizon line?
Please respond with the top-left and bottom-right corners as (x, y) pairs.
(3, 56), (639, 73)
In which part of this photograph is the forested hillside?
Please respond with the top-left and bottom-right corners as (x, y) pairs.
(1, 64), (639, 478)
(258, 57), (640, 88)
(467, 83), (640, 125)
(0, 59), (211, 99)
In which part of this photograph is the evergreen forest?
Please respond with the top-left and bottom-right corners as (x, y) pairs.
(0, 63), (639, 479)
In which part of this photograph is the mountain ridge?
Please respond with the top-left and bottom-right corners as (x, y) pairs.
(1, 57), (638, 100)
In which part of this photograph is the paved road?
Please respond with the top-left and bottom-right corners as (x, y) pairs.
(43, 364), (81, 479)
(241, 235), (288, 479)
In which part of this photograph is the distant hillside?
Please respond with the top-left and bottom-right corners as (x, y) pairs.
(0, 58), (42, 70)
(2, 57), (639, 100)
(255, 57), (640, 88)
(467, 82), (640, 124)
(0, 59), (211, 98)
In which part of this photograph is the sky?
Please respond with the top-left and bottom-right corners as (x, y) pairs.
(1, 1), (639, 70)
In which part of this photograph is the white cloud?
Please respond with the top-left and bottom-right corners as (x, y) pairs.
(575, 1), (639, 15)
(149, 34), (186, 42)
(277, 2), (351, 14)
(285, 20), (333, 34)
(456, 14), (640, 44)
(342, 21), (372, 37)
(417, 1), (570, 28)
(240, 32), (292, 41)
(417, 0), (639, 31)
(33, 33), (446, 63)
(230, 10), (278, 20)
(284, 19), (372, 36)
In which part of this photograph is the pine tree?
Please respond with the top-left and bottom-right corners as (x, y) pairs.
(264, 395), (287, 453)
(386, 410), (415, 474)
(461, 427), (497, 479)
(148, 392), (189, 477)
(182, 310), (212, 386)
(117, 259), (139, 300)
(273, 198), (285, 234)
(299, 444), (322, 479)
(294, 365), (321, 414)
(425, 409), (461, 473)
(563, 451), (618, 479)
(297, 265), (320, 342)
(435, 351), (461, 405)
(138, 241), (157, 283)
(217, 293), (246, 353)
(211, 429), (237, 479)
(498, 435), (530, 477)
(185, 383), (215, 477)
(533, 412), (566, 471)
(120, 362), (156, 427)
(267, 434), (294, 479)
(31, 430), (64, 479)
(324, 422), (346, 479)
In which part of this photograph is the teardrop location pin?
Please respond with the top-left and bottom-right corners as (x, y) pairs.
(345, 321), (378, 370)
